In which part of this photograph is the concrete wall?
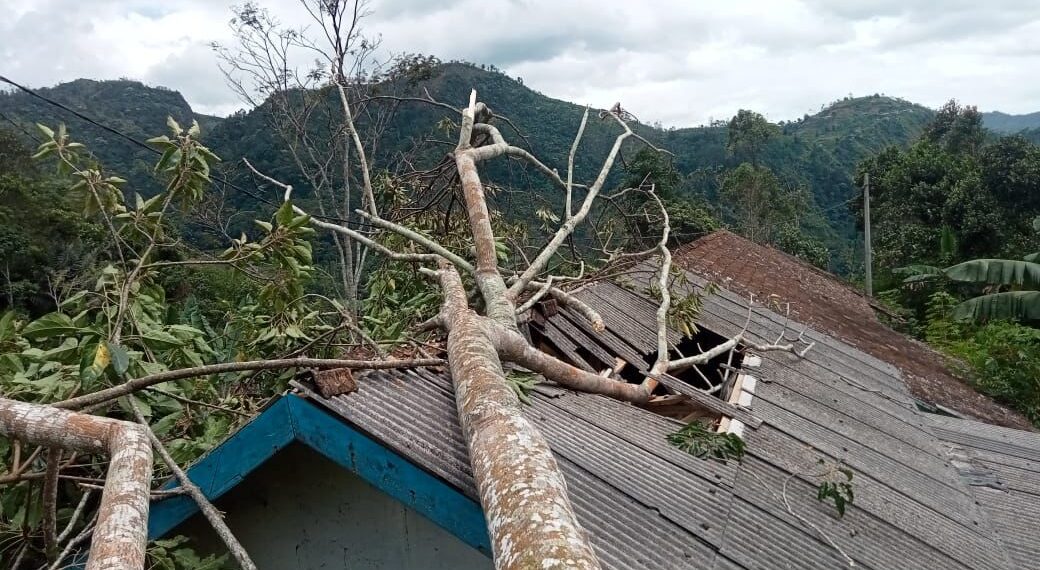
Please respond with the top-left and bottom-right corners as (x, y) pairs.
(177, 443), (493, 570)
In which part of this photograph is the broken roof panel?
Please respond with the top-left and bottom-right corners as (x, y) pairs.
(926, 415), (1040, 570)
(294, 273), (1028, 569)
(673, 229), (1031, 429)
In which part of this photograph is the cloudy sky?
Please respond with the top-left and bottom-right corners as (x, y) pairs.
(3, 0), (1040, 127)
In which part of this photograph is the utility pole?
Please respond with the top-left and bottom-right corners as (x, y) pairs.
(863, 172), (873, 297)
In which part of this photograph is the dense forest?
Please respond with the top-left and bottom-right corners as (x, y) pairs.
(855, 100), (1040, 423)
(7, 64), (1040, 283)
(1, 63), (945, 274)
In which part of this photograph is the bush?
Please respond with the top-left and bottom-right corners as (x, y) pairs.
(948, 321), (1040, 424)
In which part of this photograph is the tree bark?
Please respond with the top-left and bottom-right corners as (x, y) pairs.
(437, 267), (600, 570)
(0, 398), (152, 570)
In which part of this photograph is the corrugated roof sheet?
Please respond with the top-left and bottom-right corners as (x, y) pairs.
(673, 230), (1031, 429)
(925, 415), (1040, 570)
(297, 273), (1032, 569)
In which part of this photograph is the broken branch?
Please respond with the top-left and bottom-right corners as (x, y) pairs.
(52, 357), (445, 410)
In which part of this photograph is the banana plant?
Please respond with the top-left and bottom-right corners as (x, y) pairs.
(944, 256), (1040, 321)
(895, 217), (1040, 322)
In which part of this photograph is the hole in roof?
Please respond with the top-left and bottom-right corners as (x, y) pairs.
(527, 300), (751, 427)
(644, 328), (745, 398)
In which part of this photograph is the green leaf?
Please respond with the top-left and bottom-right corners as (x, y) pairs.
(951, 291), (1040, 322)
(254, 220), (273, 233)
(894, 264), (943, 285)
(0, 311), (14, 340)
(39, 337), (80, 363)
(81, 363), (104, 386)
(151, 410), (184, 438)
(36, 123), (55, 138)
(22, 312), (83, 340)
(155, 147), (177, 173)
(107, 342), (130, 376)
(60, 290), (89, 310)
(121, 394), (151, 419)
(31, 146), (54, 160)
(275, 201), (295, 226)
(944, 259), (1040, 288)
(141, 330), (185, 350)
(167, 116), (182, 134)
(284, 325), (307, 339)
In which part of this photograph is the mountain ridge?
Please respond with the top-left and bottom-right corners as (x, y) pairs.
(0, 63), (998, 270)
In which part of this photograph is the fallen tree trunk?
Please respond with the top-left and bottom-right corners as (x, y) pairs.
(437, 266), (600, 570)
(0, 398), (153, 570)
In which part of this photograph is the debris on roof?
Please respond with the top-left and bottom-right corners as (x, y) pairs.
(292, 276), (1028, 570)
(673, 229), (1032, 430)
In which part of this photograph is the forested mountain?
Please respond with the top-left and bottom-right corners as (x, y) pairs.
(981, 110), (1040, 133)
(0, 79), (222, 191)
(0, 63), (963, 270)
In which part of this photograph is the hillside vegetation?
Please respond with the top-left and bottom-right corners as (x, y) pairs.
(0, 63), (953, 271)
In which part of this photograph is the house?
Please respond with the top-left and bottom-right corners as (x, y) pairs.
(148, 231), (1040, 569)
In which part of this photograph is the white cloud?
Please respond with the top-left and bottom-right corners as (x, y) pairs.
(3, 0), (1040, 125)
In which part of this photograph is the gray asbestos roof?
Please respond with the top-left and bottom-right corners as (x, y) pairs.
(299, 269), (1036, 570)
(925, 414), (1040, 570)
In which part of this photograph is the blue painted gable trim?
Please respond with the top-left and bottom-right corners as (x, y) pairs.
(148, 394), (491, 556)
(147, 397), (296, 539)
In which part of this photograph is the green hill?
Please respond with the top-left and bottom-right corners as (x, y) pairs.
(982, 110), (1040, 134)
(0, 64), (945, 270)
(0, 79), (221, 193)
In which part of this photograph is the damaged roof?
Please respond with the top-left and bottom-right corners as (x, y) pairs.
(673, 229), (1031, 429)
(296, 273), (1035, 570)
(925, 414), (1040, 569)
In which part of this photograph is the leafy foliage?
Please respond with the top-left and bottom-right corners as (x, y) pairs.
(718, 162), (829, 267)
(667, 421), (746, 462)
(945, 258), (1040, 289)
(727, 109), (780, 166)
(896, 248), (1040, 324)
(643, 269), (717, 337)
(947, 321), (1040, 425)
(505, 370), (540, 405)
(902, 290), (1040, 425)
(148, 536), (231, 570)
(0, 118), (347, 567)
(0, 67), (945, 275)
(0, 128), (104, 315)
(815, 462), (855, 518)
(952, 291), (1040, 322)
(856, 101), (1040, 285)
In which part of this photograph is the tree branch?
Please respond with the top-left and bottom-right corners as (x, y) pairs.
(566, 107), (590, 219)
(454, 91), (515, 326)
(355, 209), (474, 272)
(507, 112), (634, 299)
(42, 448), (61, 561)
(0, 398), (152, 570)
(647, 188), (672, 377)
(52, 357), (445, 411)
(128, 399), (258, 570)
